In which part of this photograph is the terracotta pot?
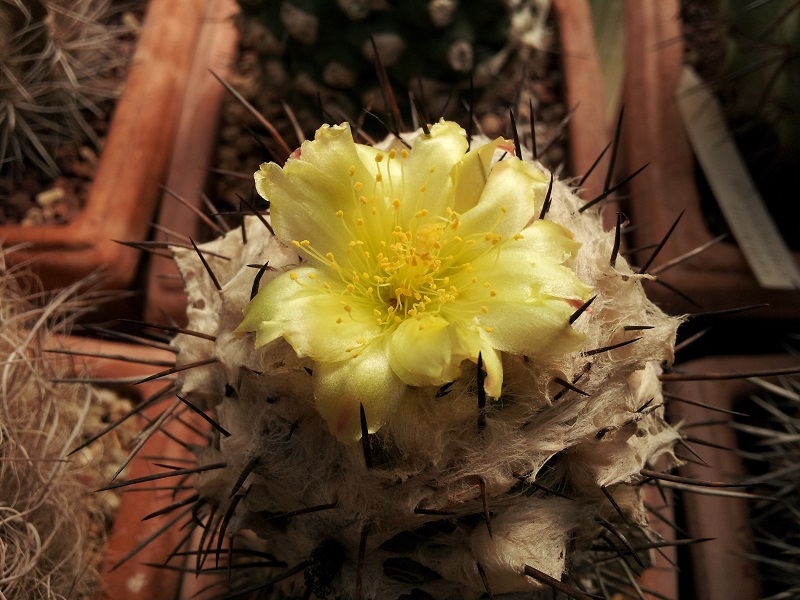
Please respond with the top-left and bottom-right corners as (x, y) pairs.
(57, 336), (206, 599)
(622, 1), (800, 319)
(144, 0), (614, 325)
(0, 0), (209, 291)
(144, 0), (240, 325)
(665, 354), (800, 599)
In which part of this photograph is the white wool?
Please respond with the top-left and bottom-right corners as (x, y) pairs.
(172, 139), (682, 598)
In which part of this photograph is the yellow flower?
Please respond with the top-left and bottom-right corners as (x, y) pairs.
(237, 120), (591, 442)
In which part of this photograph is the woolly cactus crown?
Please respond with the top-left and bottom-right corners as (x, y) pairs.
(171, 119), (682, 598)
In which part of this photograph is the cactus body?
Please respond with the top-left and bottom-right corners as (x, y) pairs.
(170, 121), (682, 598)
(0, 0), (128, 178)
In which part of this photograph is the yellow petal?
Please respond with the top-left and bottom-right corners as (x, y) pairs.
(399, 120), (468, 221)
(236, 266), (382, 362)
(255, 124), (375, 262)
(388, 314), (468, 387)
(451, 136), (503, 214)
(458, 158), (549, 239)
(477, 298), (586, 359)
(314, 337), (406, 443)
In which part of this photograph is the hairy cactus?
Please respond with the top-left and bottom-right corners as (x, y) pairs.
(159, 119), (683, 598)
(0, 249), (126, 599)
(0, 0), (129, 178)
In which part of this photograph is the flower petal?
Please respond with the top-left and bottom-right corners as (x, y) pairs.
(388, 314), (470, 387)
(478, 330), (504, 398)
(314, 337), (406, 442)
(236, 266), (382, 362)
(458, 158), (549, 239)
(477, 298), (586, 359)
(451, 136), (503, 215)
(255, 124), (376, 262)
(398, 120), (468, 221)
(450, 220), (590, 305)
(451, 323), (505, 398)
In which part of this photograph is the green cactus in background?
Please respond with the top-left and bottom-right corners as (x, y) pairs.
(736, 375), (800, 598)
(0, 0), (129, 178)
(713, 0), (800, 153)
(234, 0), (550, 103)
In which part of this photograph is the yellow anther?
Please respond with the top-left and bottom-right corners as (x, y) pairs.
(292, 240), (301, 247)
(356, 338), (366, 344)
(394, 315), (402, 323)
(484, 326), (494, 333)
(514, 233), (524, 240)
(362, 272), (370, 279)
(392, 198), (401, 209)
(429, 166), (435, 173)
(485, 233), (492, 241)
(376, 173), (383, 182)
(300, 240), (310, 246)
(336, 317), (343, 324)
(354, 182), (363, 191)
(492, 235), (501, 245)
(359, 195), (368, 204)
(471, 277), (478, 283)
(401, 149), (409, 159)
(308, 273), (317, 279)
(481, 306), (488, 313)
(336, 210), (344, 218)
(323, 282), (331, 289)
(290, 272), (298, 281)
(420, 185), (427, 192)
(490, 290), (497, 297)
(373, 309), (382, 317)
(357, 218), (364, 225)
(501, 206), (507, 214)
(326, 252), (334, 261)
(375, 153), (384, 163)
(346, 284), (355, 293)
(343, 305), (353, 313)
(348, 166), (356, 176)
(454, 236), (462, 243)
(484, 282), (491, 288)
(389, 149), (396, 159)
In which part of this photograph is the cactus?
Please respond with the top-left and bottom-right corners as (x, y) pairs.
(711, 0), (800, 153)
(233, 0), (551, 105)
(682, 0), (800, 248)
(0, 249), (128, 599)
(0, 0), (129, 178)
(736, 375), (800, 597)
(139, 118), (686, 598)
